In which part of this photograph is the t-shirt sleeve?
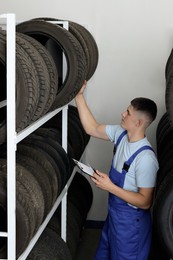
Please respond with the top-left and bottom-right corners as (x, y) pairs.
(106, 125), (124, 143)
(135, 151), (159, 188)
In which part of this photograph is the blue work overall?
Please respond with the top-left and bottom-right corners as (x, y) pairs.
(95, 131), (154, 260)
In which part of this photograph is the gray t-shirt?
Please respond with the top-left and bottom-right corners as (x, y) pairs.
(106, 125), (159, 193)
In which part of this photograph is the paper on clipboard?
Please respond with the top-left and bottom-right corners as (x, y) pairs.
(73, 159), (95, 177)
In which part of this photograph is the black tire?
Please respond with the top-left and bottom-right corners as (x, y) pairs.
(31, 132), (70, 189)
(34, 127), (71, 179)
(16, 20), (87, 108)
(16, 163), (45, 233)
(0, 158), (45, 234)
(157, 126), (173, 158)
(17, 143), (58, 205)
(149, 230), (170, 260)
(165, 74), (173, 125)
(156, 162), (173, 194)
(70, 21), (99, 80)
(0, 109), (6, 145)
(31, 17), (99, 80)
(0, 37), (6, 144)
(68, 172), (93, 225)
(153, 172), (173, 258)
(27, 227), (72, 260)
(43, 110), (86, 160)
(156, 113), (169, 145)
(0, 32), (40, 132)
(0, 166), (36, 258)
(157, 139), (173, 164)
(48, 201), (82, 258)
(16, 32), (58, 114)
(0, 35), (39, 134)
(16, 153), (52, 217)
(23, 135), (63, 193)
(165, 48), (173, 81)
(68, 105), (90, 147)
(16, 33), (51, 122)
(34, 127), (75, 175)
(16, 44), (39, 131)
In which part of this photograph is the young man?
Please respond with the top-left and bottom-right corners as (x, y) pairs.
(75, 81), (159, 260)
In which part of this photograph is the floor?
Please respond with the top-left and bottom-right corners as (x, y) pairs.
(75, 228), (102, 260)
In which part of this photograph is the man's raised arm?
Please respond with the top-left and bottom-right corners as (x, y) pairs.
(75, 81), (109, 140)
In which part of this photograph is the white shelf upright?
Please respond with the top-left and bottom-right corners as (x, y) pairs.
(0, 13), (17, 260)
(0, 14), (78, 259)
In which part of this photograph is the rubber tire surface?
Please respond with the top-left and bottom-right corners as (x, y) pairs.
(0, 163), (36, 258)
(153, 172), (173, 258)
(16, 33), (50, 122)
(16, 32), (58, 114)
(27, 227), (72, 260)
(16, 20), (87, 108)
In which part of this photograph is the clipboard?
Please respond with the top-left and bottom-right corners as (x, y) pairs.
(73, 159), (95, 177)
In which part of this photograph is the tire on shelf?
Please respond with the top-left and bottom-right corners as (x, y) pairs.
(66, 202), (83, 258)
(152, 171), (173, 258)
(16, 163), (45, 234)
(165, 48), (173, 82)
(70, 21), (99, 80)
(32, 17), (99, 80)
(0, 31), (40, 132)
(157, 139), (173, 165)
(68, 172), (93, 226)
(27, 227), (72, 260)
(0, 168), (36, 258)
(34, 127), (71, 181)
(30, 133), (69, 190)
(42, 108), (87, 160)
(0, 158), (45, 234)
(22, 135), (63, 194)
(68, 105), (91, 147)
(0, 36), (6, 145)
(30, 17), (99, 80)
(16, 45), (40, 131)
(0, 35), (38, 138)
(156, 113), (170, 146)
(16, 32), (58, 114)
(48, 201), (82, 258)
(156, 159), (173, 195)
(165, 74), (173, 125)
(16, 153), (53, 218)
(0, 110), (6, 146)
(17, 144), (58, 205)
(16, 33), (51, 122)
(16, 20), (87, 109)
(35, 127), (75, 176)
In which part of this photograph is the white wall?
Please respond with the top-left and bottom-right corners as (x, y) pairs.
(1, 0), (172, 220)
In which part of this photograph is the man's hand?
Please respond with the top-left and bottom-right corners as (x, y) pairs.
(76, 80), (87, 96)
(91, 170), (114, 191)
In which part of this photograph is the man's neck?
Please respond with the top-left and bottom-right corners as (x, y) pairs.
(127, 131), (145, 143)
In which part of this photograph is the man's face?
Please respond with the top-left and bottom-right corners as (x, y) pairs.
(121, 105), (140, 131)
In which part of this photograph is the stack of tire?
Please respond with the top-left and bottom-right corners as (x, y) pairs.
(0, 107), (92, 258)
(149, 49), (173, 259)
(0, 16), (99, 142)
(0, 17), (98, 259)
(26, 172), (93, 260)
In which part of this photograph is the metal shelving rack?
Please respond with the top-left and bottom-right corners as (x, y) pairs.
(0, 13), (78, 260)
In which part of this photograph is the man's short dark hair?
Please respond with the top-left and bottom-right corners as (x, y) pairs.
(131, 97), (157, 122)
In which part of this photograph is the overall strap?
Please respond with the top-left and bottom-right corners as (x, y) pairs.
(113, 130), (127, 155)
(122, 145), (154, 172)
(116, 130), (127, 146)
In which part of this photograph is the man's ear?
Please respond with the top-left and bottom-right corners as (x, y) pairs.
(136, 118), (143, 127)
